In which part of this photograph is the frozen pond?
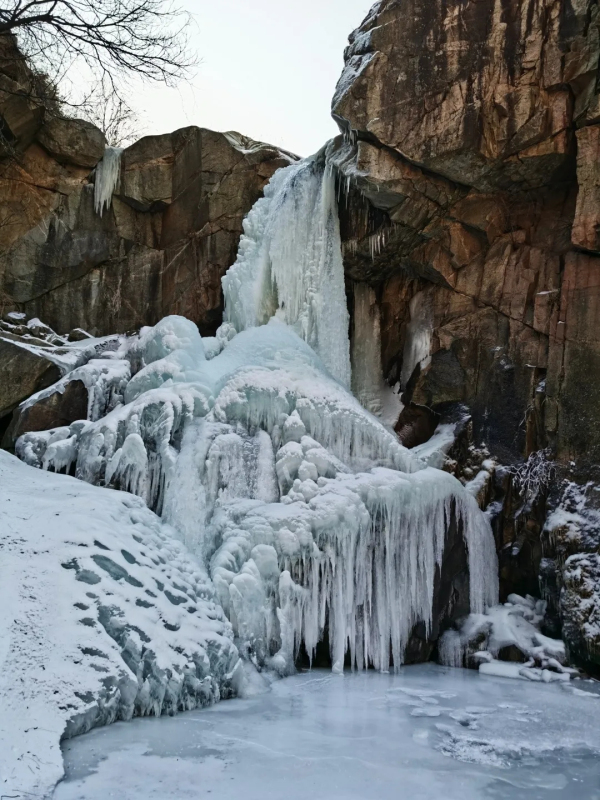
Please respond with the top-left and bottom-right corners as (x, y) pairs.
(55, 665), (600, 800)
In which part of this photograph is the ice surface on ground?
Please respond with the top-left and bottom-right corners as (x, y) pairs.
(440, 594), (574, 682)
(56, 666), (600, 800)
(0, 451), (239, 800)
(94, 147), (123, 217)
(17, 315), (498, 675)
(222, 153), (351, 387)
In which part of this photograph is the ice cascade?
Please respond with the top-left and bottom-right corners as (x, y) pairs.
(222, 153), (351, 387)
(16, 151), (499, 675)
(94, 146), (123, 216)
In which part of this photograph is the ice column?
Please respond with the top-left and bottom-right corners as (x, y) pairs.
(401, 290), (433, 389)
(351, 282), (385, 414)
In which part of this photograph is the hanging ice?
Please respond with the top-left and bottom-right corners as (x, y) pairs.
(15, 148), (499, 677)
(94, 146), (123, 216)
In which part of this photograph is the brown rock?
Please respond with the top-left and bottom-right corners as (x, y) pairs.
(0, 334), (61, 420)
(3, 378), (87, 447)
(332, 0), (595, 193)
(37, 114), (106, 168)
(1, 125), (295, 336)
(572, 124), (600, 252)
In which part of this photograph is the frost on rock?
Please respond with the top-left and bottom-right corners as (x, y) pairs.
(544, 481), (600, 670)
(94, 146), (123, 217)
(0, 450), (239, 799)
(15, 152), (499, 682)
(440, 594), (575, 683)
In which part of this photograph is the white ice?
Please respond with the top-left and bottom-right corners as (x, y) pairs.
(56, 666), (600, 800)
(222, 153), (351, 387)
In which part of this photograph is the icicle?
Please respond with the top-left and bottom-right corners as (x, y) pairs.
(351, 283), (385, 415)
(94, 147), (123, 217)
(438, 629), (465, 667)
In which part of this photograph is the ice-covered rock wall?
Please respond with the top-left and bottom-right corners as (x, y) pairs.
(15, 152), (499, 674)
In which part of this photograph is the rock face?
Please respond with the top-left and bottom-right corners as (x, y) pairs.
(334, 0), (600, 671)
(334, 0), (600, 467)
(0, 37), (295, 337)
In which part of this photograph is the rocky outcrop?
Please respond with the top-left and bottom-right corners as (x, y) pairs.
(0, 37), (295, 337)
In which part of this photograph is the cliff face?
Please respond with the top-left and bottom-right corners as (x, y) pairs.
(333, 0), (600, 468)
(0, 38), (295, 338)
(333, 0), (600, 670)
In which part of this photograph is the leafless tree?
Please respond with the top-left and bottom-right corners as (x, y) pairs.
(0, 0), (194, 116)
(79, 78), (141, 146)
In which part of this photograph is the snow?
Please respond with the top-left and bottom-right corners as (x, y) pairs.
(440, 594), (575, 682)
(0, 450), (239, 799)
(56, 666), (600, 800)
(94, 147), (123, 217)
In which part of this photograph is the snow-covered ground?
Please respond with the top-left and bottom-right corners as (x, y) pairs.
(0, 451), (239, 800)
(56, 666), (600, 800)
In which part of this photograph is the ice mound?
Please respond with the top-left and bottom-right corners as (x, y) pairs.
(0, 450), (239, 799)
(16, 314), (498, 675)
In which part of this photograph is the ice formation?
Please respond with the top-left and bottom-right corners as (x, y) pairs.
(401, 290), (433, 389)
(15, 151), (499, 678)
(222, 152), (351, 387)
(351, 282), (385, 415)
(94, 146), (123, 217)
(439, 594), (576, 683)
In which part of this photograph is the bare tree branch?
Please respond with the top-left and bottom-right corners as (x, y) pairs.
(0, 0), (195, 108)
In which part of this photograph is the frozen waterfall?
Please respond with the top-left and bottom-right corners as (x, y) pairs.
(223, 153), (351, 388)
(16, 148), (499, 675)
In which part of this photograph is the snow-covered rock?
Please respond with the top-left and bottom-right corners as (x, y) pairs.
(0, 450), (239, 799)
(439, 594), (576, 683)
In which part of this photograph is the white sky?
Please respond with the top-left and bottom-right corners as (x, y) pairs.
(130, 0), (373, 157)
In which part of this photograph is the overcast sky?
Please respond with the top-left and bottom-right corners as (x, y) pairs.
(130, 0), (373, 157)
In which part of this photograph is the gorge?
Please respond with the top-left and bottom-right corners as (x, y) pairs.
(1, 0), (600, 797)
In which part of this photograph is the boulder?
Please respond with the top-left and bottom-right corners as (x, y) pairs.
(37, 114), (106, 168)
(0, 334), (61, 420)
(3, 379), (88, 448)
